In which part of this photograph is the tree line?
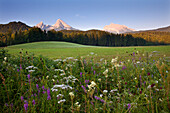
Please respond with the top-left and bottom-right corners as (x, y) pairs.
(0, 27), (167, 47)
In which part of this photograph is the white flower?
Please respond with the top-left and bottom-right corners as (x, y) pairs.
(54, 75), (57, 78)
(155, 89), (159, 91)
(98, 78), (101, 81)
(4, 57), (7, 61)
(67, 57), (74, 60)
(100, 58), (104, 61)
(141, 68), (144, 70)
(111, 57), (118, 64)
(147, 85), (151, 89)
(75, 102), (79, 105)
(88, 81), (96, 91)
(110, 89), (118, 93)
(159, 98), (162, 102)
(115, 64), (122, 67)
(52, 79), (55, 82)
(136, 61), (140, 64)
(60, 73), (65, 76)
(33, 67), (38, 69)
(26, 66), (34, 69)
(91, 81), (96, 87)
(90, 52), (94, 55)
(28, 70), (35, 73)
(103, 69), (108, 77)
(46, 76), (49, 79)
(54, 59), (62, 62)
(69, 92), (74, 97)
(51, 88), (58, 92)
(100, 94), (103, 98)
(103, 90), (108, 94)
(58, 99), (66, 104)
(57, 94), (64, 98)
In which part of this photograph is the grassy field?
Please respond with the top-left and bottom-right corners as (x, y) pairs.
(1, 41), (169, 112)
(4, 41), (170, 60)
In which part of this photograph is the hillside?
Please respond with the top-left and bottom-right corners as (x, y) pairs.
(7, 41), (94, 49)
(128, 31), (170, 44)
(0, 21), (31, 33)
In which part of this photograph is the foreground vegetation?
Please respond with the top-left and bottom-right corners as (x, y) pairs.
(0, 46), (169, 112)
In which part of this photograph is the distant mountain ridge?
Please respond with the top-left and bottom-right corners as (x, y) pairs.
(36, 19), (76, 31)
(131, 26), (170, 33)
(103, 23), (135, 34)
(0, 21), (31, 33)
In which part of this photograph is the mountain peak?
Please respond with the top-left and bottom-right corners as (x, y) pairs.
(53, 19), (71, 28)
(36, 19), (76, 31)
(103, 23), (135, 34)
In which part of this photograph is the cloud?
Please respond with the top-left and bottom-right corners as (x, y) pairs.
(75, 14), (86, 18)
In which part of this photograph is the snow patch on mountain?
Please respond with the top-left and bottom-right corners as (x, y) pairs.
(103, 23), (135, 34)
(36, 19), (76, 31)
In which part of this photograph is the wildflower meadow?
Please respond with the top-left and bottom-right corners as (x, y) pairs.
(0, 48), (169, 113)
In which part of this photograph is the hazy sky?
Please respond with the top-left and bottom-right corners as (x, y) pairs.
(0, 0), (170, 31)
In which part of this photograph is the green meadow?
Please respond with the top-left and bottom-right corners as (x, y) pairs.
(1, 41), (170, 113)
(4, 41), (170, 59)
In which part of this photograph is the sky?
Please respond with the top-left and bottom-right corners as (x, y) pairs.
(0, 0), (170, 31)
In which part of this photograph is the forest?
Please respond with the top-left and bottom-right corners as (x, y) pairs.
(1, 26), (168, 47)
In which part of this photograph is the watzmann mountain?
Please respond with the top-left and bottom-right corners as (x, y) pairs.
(103, 23), (135, 34)
(36, 19), (76, 31)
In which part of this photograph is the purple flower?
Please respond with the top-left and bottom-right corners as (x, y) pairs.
(81, 85), (86, 93)
(100, 99), (105, 103)
(80, 72), (82, 77)
(34, 93), (37, 97)
(133, 52), (135, 56)
(122, 65), (127, 70)
(128, 103), (131, 113)
(36, 84), (39, 89)
(47, 88), (51, 100)
(91, 101), (94, 106)
(24, 103), (28, 112)
(86, 84), (88, 88)
(10, 103), (13, 108)
(94, 96), (105, 103)
(42, 86), (45, 90)
(93, 70), (95, 75)
(42, 91), (46, 94)
(20, 64), (22, 70)
(17, 69), (19, 72)
(47, 96), (51, 100)
(27, 74), (30, 79)
(47, 88), (50, 95)
(85, 80), (89, 84)
(94, 96), (100, 100)
(91, 66), (93, 71)
(32, 100), (35, 105)
(21, 96), (24, 101)
(5, 103), (8, 106)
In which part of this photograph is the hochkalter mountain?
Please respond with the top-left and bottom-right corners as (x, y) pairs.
(36, 19), (76, 31)
(103, 23), (135, 34)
